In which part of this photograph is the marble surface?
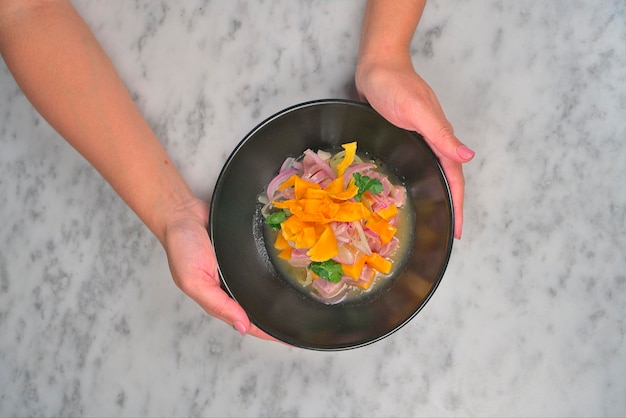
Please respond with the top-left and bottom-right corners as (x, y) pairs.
(1, 0), (625, 416)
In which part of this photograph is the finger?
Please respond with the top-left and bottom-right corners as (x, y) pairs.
(437, 156), (465, 239)
(189, 278), (285, 342)
(419, 116), (474, 164)
(408, 94), (475, 165)
(186, 279), (255, 333)
(407, 98), (470, 239)
(247, 323), (282, 342)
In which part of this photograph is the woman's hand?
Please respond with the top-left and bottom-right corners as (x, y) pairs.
(357, 0), (475, 239)
(162, 197), (277, 340)
(356, 57), (474, 239)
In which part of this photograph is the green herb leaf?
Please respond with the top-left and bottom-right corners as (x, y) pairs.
(308, 259), (343, 283)
(353, 173), (384, 201)
(265, 210), (287, 229)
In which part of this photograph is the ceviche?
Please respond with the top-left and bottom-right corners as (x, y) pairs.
(259, 142), (409, 303)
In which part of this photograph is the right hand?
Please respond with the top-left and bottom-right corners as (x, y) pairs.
(162, 197), (278, 341)
(356, 56), (475, 239)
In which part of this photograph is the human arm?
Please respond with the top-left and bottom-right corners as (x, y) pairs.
(0, 0), (274, 340)
(356, 0), (474, 239)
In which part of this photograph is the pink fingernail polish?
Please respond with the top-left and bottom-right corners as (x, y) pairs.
(233, 321), (247, 336)
(456, 145), (475, 160)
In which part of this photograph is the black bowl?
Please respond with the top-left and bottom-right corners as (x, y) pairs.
(210, 99), (453, 350)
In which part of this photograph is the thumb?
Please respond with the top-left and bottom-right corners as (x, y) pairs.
(405, 88), (475, 163)
(415, 110), (474, 163)
(190, 283), (278, 341)
(188, 281), (250, 333)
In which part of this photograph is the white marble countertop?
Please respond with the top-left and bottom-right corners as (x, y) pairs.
(1, 0), (625, 416)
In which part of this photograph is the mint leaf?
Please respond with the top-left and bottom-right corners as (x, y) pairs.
(308, 259), (343, 283)
(265, 210), (287, 229)
(353, 173), (384, 201)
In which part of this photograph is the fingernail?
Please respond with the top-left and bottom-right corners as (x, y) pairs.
(456, 145), (475, 161)
(233, 321), (247, 336)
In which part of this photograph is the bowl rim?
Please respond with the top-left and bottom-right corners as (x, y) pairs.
(209, 98), (454, 350)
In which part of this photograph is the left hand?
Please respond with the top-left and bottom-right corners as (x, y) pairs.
(162, 197), (277, 341)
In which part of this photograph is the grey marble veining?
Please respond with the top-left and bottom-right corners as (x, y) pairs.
(1, 1), (625, 416)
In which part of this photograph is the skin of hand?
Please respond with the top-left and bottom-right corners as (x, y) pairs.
(163, 199), (276, 340)
(357, 0), (475, 239)
(0, 0), (275, 341)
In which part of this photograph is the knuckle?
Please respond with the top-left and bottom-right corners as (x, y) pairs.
(436, 124), (456, 143)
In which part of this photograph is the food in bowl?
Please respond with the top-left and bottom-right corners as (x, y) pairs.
(259, 142), (413, 303)
(210, 99), (454, 350)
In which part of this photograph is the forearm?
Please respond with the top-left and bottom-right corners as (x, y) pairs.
(358, 0), (426, 65)
(0, 0), (194, 242)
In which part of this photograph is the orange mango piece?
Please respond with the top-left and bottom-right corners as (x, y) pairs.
(365, 218), (397, 245)
(277, 174), (297, 191)
(342, 256), (366, 280)
(333, 201), (371, 223)
(354, 267), (376, 290)
(328, 180), (359, 201)
(294, 176), (321, 199)
(280, 215), (305, 239)
(303, 188), (328, 200)
(274, 196), (369, 225)
(278, 248), (293, 260)
(365, 252), (392, 275)
(324, 177), (359, 201)
(299, 199), (327, 223)
(306, 225), (339, 262)
(360, 191), (376, 210)
(299, 226), (319, 249)
(272, 199), (297, 212)
(281, 216), (319, 248)
(323, 176), (344, 195)
(376, 204), (399, 221)
(336, 142), (357, 176)
(274, 232), (292, 250)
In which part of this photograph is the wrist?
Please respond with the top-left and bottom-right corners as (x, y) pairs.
(146, 172), (207, 245)
(355, 50), (414, 96)
(358, 40), (413, 69)
(357, 0), (424, 70)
